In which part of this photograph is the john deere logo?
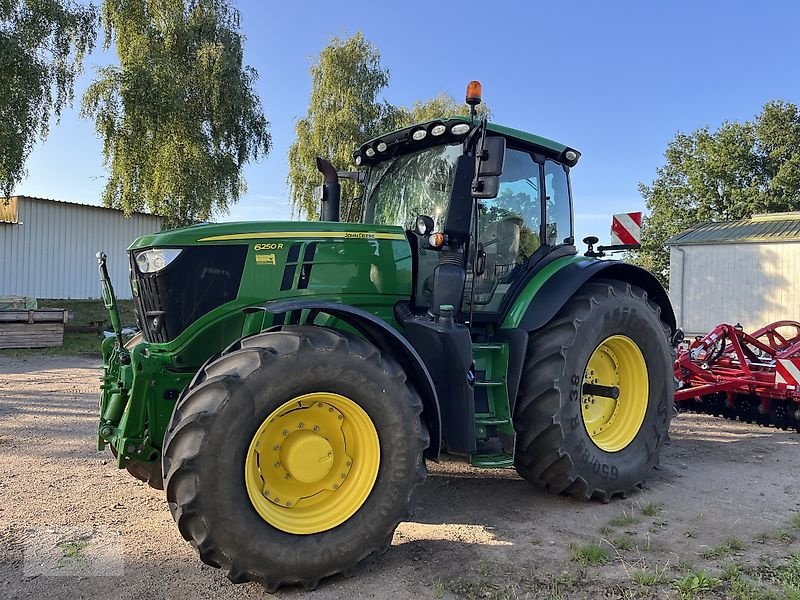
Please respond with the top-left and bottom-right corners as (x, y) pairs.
(343, 232), (376, 240)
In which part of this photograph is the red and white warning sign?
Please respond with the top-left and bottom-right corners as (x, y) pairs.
(776, 358), (800, 387)
(610, 212), (643, 245)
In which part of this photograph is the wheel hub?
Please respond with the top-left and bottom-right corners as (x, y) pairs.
(280, 431), (334, 483)
(581, 335), (648, 452)
(244, 392), (379, 534)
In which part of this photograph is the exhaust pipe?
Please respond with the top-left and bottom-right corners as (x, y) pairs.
(316, 157), (340, 222)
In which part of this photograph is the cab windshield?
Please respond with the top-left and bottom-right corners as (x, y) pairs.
(363, 143), (462, 231)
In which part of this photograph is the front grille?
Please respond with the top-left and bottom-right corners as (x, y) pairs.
(130, 245), (247, 343)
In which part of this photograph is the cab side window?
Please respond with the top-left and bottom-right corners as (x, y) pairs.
(544, 160), (572, 246)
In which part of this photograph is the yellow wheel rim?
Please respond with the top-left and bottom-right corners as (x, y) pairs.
(581, 335), (648, 452)
(244, 392), (380, 534)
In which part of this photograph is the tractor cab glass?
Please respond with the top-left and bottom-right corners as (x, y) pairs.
(469, 151), (574, 313)
(363, 143), (462, 231)
(469, 148), (541, 310)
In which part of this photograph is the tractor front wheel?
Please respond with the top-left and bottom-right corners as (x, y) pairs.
(514, 280), (672, 501)
(162, 325), (428, 590)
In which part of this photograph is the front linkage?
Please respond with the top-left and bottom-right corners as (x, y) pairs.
(96, 253), (190, 487)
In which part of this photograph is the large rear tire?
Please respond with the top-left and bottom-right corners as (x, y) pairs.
(162, 325), (428, 591)
(513, 280), (672, 501)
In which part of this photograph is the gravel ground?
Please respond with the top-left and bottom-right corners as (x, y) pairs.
(1, 355), (799, 599)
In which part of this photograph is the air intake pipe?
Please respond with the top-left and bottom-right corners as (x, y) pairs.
(316, 157), (340, 222)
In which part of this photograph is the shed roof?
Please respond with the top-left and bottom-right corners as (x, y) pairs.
(2, 195), (160, 218)
(666, 212), (800, 245)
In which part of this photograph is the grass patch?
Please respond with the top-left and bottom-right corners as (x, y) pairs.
(611, 535), (634, 551)
(791, 514), (800, 530)
(773, 529), (795, 544)
(701, 537), (744, 560)
(684, 529), (697, 539)
(600, 525), (613, 536)
(761, 553), (800, 594)
(640, 502), (662, 517)
(433, 578), (444, 600)
(632, 569), (667, 586)
(673, 570), (720, 599)
(570, 542), (609, 566)
(608, 512), (639, 527)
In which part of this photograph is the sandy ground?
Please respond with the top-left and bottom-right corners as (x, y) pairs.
(1, 355), (799, 600)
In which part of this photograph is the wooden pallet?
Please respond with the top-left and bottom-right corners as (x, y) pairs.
(0, 309), (71, 349)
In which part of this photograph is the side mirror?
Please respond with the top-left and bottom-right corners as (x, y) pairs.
(477, 137), (506, 177)
(472, 176), (499, 199)
(472, 136), (505, 199)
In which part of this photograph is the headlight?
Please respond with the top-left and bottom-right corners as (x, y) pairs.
(135, 248), (182, 274)
(451, 123), (470, 135)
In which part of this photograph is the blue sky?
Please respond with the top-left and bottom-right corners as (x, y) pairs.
(19, 0), (800, 245)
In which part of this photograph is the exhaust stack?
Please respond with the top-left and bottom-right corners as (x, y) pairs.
(315, 157), (340, 222)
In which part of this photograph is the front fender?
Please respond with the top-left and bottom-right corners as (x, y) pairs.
(262, 300), (442, 460)
(503, 258), (676, 334)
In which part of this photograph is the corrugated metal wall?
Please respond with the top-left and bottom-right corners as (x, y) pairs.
(0, 197), (162, 299)
(669, 241), (800, 336)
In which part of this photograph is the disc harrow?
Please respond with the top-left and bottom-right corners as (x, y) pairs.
(674, 321), (800, 431)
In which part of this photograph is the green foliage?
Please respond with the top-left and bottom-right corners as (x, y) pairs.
(632, 569), (667, 586)
(673, 570), (720, 599)
(287, 33), (489, 220)
(82, 0), (270, 228)
(611, 535), (634, 551)
(700, 537), (744, 560)
(631, 101), (800, 286)
(0, 0), (97, 197)
(640, 502), (662, 517)
(287, 33), (394, 221)
(570, 542), (609, 566)
(608, 511), (639, 527)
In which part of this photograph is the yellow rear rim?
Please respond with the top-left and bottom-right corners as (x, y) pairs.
(244, 392), (380, 534)
(581, 335), (648, 452)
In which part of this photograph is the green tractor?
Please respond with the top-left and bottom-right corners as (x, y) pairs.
(97, 83), (675, 590)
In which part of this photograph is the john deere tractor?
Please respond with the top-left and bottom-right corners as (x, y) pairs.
(97, 82), (675, 590)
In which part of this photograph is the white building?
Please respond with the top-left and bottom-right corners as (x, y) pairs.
(0, 196), (162, 299)
(667, 212), (800, 336)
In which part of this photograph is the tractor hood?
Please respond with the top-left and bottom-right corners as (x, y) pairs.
(128, 220), (407, 250)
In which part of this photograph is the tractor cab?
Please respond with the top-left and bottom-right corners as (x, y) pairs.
(351, 86), (580, 322)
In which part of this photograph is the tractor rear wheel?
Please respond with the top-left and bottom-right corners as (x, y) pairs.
(513, 280), (672, 501)
(162, 325), (428, 591)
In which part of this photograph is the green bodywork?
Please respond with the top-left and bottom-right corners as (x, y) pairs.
(97, 118), (601, 471)
(99, 221), (414, 466)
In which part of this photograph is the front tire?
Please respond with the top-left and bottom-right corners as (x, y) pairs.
(514, 280), (672, 501)
(162, 325), (428, 590)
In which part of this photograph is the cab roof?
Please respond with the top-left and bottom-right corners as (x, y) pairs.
(357, 116), (579, 167)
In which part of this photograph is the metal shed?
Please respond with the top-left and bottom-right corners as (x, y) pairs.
(667, 212), (800, 336)
(0, 196), (162, 300)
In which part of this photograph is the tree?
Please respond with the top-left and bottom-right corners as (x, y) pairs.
(287, 34), (489, 220)
(287, 33), (395, 220)
(631, 101), (800, 286)
(82, 0), (270, 227)
(393, 92), (488, 127)
(0, 0), (97, 198)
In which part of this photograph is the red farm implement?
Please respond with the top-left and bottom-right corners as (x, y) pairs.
(674, 321), (800, 431)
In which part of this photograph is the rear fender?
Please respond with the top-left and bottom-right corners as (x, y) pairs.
(259, 300), (442, 459)
(502, 258), (676, 334)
